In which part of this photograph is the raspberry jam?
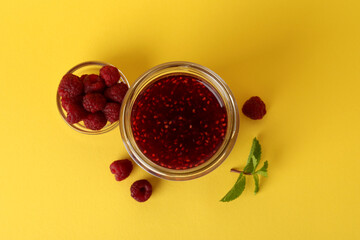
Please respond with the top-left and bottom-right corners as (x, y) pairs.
(131, 74), (227, 169)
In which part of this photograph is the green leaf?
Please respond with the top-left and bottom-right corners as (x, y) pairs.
(220, 173), (246, 202)
(243, 138), (261, 173)
(252, 155), (258, 170)
(253, 173), (259, 194)
(257, 160), (268, 172)
(256, 171), (268, 177)
(255, 161), (268, 176)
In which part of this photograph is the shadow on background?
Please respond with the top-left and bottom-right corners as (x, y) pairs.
(147, 175), (162, 195)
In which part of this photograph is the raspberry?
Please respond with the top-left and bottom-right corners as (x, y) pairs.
(58, 73), (83, 98)
(61, 95), (83, 112)
(83, 93), (107, 113)
(83, 74), (105, 93)
(100, 65), (120, 87)
(104, 83), (128, 103)
(130, 180), (152, 202)
(83, 112), (107, 130)
(103, 102), (121, 123)
(80, 74), (88, 82)
(110, 159), (133, 181)
(66, 103), (87, 124)
(242, 96), (267, 120)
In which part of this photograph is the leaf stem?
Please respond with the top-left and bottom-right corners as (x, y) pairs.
(230, 169), (252, 175)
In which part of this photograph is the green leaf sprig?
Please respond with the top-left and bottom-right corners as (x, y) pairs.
(220, 138), (268, 202)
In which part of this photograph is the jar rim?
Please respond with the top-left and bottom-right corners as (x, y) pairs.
(120, 61), (239, 180)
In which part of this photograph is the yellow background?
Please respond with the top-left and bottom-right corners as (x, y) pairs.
(1, 0), (359, 239)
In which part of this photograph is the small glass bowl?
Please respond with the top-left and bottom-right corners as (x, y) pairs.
(56, 61), (130, 135)
(120, 61), (239, 180)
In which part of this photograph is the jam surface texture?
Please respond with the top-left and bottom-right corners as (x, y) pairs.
(131, 75), (227, 169)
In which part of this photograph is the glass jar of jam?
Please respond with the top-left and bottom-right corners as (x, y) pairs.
(120, 62), (239, 180)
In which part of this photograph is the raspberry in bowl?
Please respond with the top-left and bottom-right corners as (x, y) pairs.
(120, 62), (239, 180)
(56, 61), (130, 134)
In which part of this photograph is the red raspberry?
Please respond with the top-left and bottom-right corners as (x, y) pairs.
(242, 96), (267, 120)
(103, 102), (121, 123)
(66, 103), (87, 124)
(104, 83), (128, 103)
(110, 159), (133, 181)
(80, 74), (88, 82)
(130, 180), (152, 202)
(83, 93), (107, 113)
(61, 95), (83, 112)
(100, 65), (120, 87)
(83, 112), (107, 130)
(83, 74), (106, 93)
(58, 73), (83, 98)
